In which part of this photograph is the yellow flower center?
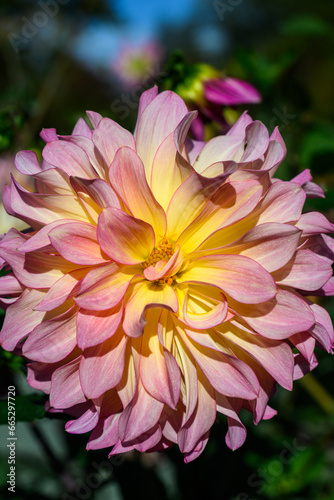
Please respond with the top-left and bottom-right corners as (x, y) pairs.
(143, 238), (174, 269)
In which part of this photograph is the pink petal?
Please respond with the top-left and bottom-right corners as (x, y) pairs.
(222, 222), (301, 272)
(204, 77), (261, 106)
(98, 207), (155, 264)
(178, 370), (216, 454)
(35, 269), (86, 311)
(92, 117), (135, 166)
(178, 254), (277, 304)
(272, 249), (333, 291)
(296, 212), (334, 235)
(60, 135), (106, 178)
(66, 406), (99, 434)
(134, 86), (159, 135)
(230, 289), (315, 339)
(135, 90), (188, 181)
(76, 302), (123, 349)
(72, 117), (93, 139)
(23, 307), (78, 363)
(42, 140), (96, 178)
(118, 380), (164, 442)
(15, 150), (42, 175)
(0, 289), (46, 350)
(50, 358), (87, 409)
(75, 262), (134, 311)
(140, 321), (181, 408)
(109, 147), (166, 236)
(257, 181), (306, 224)
(80, 331), (127, 399)
(49, 221), (108, 265)
(240, 121), (269, 163)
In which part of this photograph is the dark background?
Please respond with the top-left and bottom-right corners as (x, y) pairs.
(0, 1), (334, 499)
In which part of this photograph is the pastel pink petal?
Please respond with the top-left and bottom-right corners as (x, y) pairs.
(259, 139), (286, 176)
(272, 249), (333, 291)
(87, 413), (121, 450)
(308, 302), (333, 352)
(316, 277), (334, 296)
(60, 135), (106, 178)
(97, 207), (155, 264)
(33, 167), (72, 194)
(72, 117), (93, 139)
(140, 326), (181, 408)
(134, 86), (159, 136)
(4, 177), (88, 226)
(143, 247), (181, 281)
(66, 406), (98, 434)
(50, 358), (87, 409)
(183, 432), (210, 463)
(227, 111), (253, 136)
(19, 219), (78, 253)
(109, 147), (166, 236)
(40, 128), (58, 143)
(230, 289), (315, 339)
(221, 323), (294, 390)
(134, 424), (163, 453)
(180, 330), (259, 399)
(92, 117), (135, 166)
(262, 405), (277, 420)
(192, 135), (244, 174)
(35, 269), (86, 312)
(15, 150), (42, 175)
(80, 332), (127, 399)
(0, 289), (46, 350)
(292, 169), (325, 198)
(76, 302), (123, 350)
(257, 181), (306, 224)
(293, 352), (318, 380)
(0, 242), (77, 289)
(296, 212), (334, 235)
(42, 140), (96, 178)
(178, 370), (216, 454)
(166, 171), (230, 240)
(135, 90), (188, 181)
(118, 381), (164, 442)
(49, 221), (108, 265)
(86, 110), (103, 129)
(70, 177), (121, 210)
(185, 138), (205, 166)
(23, 307), (77, 363)
(289, 332), (316, 363)
(174, 111), (198, 155)
(183, 291), (228, 330)
(123, 281), (179, 338)
(215, 393), (246, 450)
(178, 254), (277, 304)
(220, 222), (301, 273)
(0, 274), (23, 295)
(240, 121), (269, 163)
(75, 263), (134, 311)
(27, 361), (58, 393)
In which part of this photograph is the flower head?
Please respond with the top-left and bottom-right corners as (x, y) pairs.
(0, 87), (333, 462)
(165, 59), (261, 140)
(112, 42), (164, 87)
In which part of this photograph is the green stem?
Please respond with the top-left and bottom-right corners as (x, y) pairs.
(298, 373), (334, 415)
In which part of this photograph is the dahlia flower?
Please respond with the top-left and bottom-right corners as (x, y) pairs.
(0, 87), (333, 463)
(169, 61), (261, 140)
(112, 42), (164, 87)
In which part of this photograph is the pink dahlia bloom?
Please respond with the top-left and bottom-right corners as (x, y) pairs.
(112, 42), (164, 87)
(0, 88), (333, 462)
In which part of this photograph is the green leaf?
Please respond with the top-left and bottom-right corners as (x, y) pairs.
(0, 394), (46, 424)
